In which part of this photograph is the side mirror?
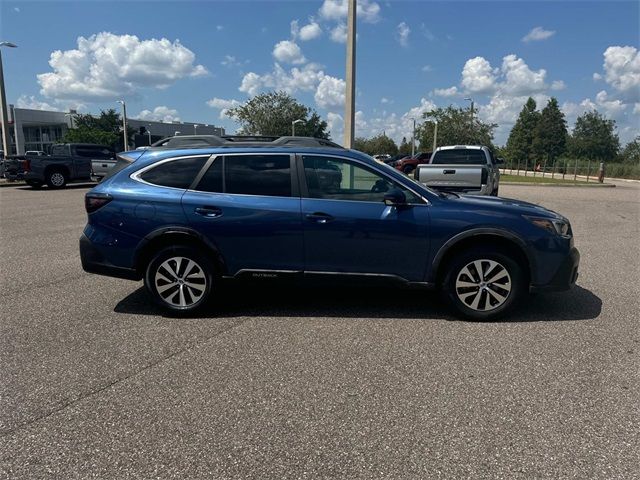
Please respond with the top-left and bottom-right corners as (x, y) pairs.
(383, 188), (407, 206)
(496, 157), (505, 165)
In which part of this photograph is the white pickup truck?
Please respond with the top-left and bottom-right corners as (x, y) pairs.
(415, 145), (502, 196)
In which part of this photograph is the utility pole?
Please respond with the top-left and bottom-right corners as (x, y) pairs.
(0, 42), (18, 156)
(292, 119), (304, 136)
(343, 0), (356, 148)
(117, 100), (128, 151)
(411, 118), (416, 157)
(432, 121), (438, 152)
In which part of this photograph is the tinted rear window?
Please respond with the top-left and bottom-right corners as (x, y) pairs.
(194, 155), (291, 197)
(74, 146), (114, 159)
(140, 156), (208, 189)
(431, 149), (487, 165)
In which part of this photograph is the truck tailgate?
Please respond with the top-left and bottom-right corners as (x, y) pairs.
(416, 164), (484, 189)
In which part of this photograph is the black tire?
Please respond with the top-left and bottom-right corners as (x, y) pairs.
(144, 246), (216, 316)
(46, 169), (67, 189)
(442, 247), (525, 321)
(402, 165), (415, 175)
(26, 181), (43, 189)
(491, 186), (499, 196)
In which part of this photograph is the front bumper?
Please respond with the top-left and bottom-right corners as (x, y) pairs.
(530, 246), (580, 293)
(80, 233), (141, 280)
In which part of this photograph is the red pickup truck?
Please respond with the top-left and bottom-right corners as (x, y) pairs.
(394, 151), (433, 175)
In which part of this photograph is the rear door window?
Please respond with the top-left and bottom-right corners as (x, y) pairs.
(195, 154), (292, 197)
(431, 150), (486, 165)
(139, 156), (208, 189)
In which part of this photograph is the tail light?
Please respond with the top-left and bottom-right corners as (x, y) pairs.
(481, 168), (488, 185)
(85, 193), (113, 213)
(22, 159), (30, 172)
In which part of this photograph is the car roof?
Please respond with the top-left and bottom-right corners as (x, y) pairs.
(436, 145), (486, 151)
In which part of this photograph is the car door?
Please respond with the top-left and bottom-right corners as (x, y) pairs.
(300, 154), (431, 282)
(181, 153), (304, 275)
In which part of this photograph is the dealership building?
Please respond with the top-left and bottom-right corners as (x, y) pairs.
(1, 105), (225, 155)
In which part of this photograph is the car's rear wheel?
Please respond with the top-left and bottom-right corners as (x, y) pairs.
(144, 246), (215, 316)
(46, 170), (67, 189)
(442, 247), (524, 321)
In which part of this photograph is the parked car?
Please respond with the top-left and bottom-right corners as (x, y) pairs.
(395, 152), (433, 175)
(24, 150), (47, 156)
(2, 155), (27, 181)
(416, 145), (501, 196)
(373, 154), (391, 163)
(23, 143), (115, 188)
(80, 135), (579, 321)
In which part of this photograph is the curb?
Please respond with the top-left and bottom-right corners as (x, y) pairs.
(501, 182), (616, 188)
(0, 181), (27, 188)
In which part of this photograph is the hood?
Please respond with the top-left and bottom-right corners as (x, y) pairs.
(448, 194), (566, 220)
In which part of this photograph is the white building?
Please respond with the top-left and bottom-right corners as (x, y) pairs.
(2, 105), (225, 155)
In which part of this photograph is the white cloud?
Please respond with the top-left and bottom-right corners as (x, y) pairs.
(420, 23), (436, 41)
(315, 75), (346, 109)
(299, 22), (322, 41)
(216, 25), (224, 31)
(500, 54), (547, 95)
(14, 6), (20, 12)
(381, 97), (392, 104)
(16, 95), (58, 111)
(397, 22), (410, 47)
(634, 103), (640, 115)
(135, 106), (181, 123)
(601, 45), (640, 101)
(239, 63), (325, 97)
(37, 32), (207, 101)
(593, 72), (603, 81)
(461, 57), (497, 94)
(433, 86), (459, 97)
(319, 0), (381, 23)
(551, 80), (566, 91)
(290, 20), (300, 38)
(272, 40), (306, 65)
(522, 27), (556, 43)
(330, 23), (347, 43)
(595, 90), (627, 116)
(326, 111), (344, 139)
(421, 65), (433, 73)
(206, 97), (241, 119)
(221, 55), (246, 68)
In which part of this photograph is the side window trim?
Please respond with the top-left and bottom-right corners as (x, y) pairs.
(298, 154), (428, 205)
(189, 154), (218, 190)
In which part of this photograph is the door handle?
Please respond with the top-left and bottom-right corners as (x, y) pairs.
(195, 206), (223, 218)
(443, 169), (456, 174)
(305, 212), (334, 224)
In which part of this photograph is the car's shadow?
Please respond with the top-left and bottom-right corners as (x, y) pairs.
(15, 183), (95, 191)
(114, 282), (602, 323)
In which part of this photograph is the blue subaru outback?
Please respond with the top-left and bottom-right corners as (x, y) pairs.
(80, 136), (579, 320)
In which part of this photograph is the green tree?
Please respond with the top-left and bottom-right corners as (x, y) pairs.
(352, 135), (398, 155)
(416, 106), (497, 150)
(568, 110), (620, 161)
(226, 91), (330, 139)
(532, 98), (567, 164)
(505, 97), (540, 169)
(618, 136), (640, 164)
(63, 109), (134, 150)
(398, 136), (412, 155)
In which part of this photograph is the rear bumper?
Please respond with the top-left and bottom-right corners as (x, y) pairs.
(530, 247), (580, 293)
(80, 233), (141, 281)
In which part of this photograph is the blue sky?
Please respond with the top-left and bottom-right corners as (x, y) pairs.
(2, 0), (639, 145)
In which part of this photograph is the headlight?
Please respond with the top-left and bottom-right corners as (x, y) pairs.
(524, 216), (571, 237)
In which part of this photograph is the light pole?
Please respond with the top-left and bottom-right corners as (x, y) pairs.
(292, 119), (304, 136)
(432, 120), (438, 152)
(343, 0), (356, 148)
(464, 97), (474, 120)
(0, 41), (17, 157)
(116, 100), (128, 151)
(411, 118), (416, 157)
(194, 124), (199, 135)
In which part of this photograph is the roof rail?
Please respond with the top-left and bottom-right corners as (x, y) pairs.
(150, 134), (344, 149)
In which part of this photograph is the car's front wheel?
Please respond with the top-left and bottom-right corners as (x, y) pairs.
(443, 248), (524, 321)
(144, 246), (215, 316)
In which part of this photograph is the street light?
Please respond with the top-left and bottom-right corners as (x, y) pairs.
(116, 100), (128, 151)
(0, 41), (18, 157)
(464, 97), (474, 120)
(411, 118), (416, 157)
(292, 119), (305, 136)
(432, 120), (438, 152)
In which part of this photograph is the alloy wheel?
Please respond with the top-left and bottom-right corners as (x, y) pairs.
(50, 172), (65, 187)
(455, 259), (512, 312)
(154, 256), (207, 308)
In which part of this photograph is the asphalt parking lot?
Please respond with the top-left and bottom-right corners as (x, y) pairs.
(1, 182), (638, 479)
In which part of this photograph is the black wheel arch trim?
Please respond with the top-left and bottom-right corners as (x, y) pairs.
(430, 227), (535, 283)
(135, 226), (228, 275)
